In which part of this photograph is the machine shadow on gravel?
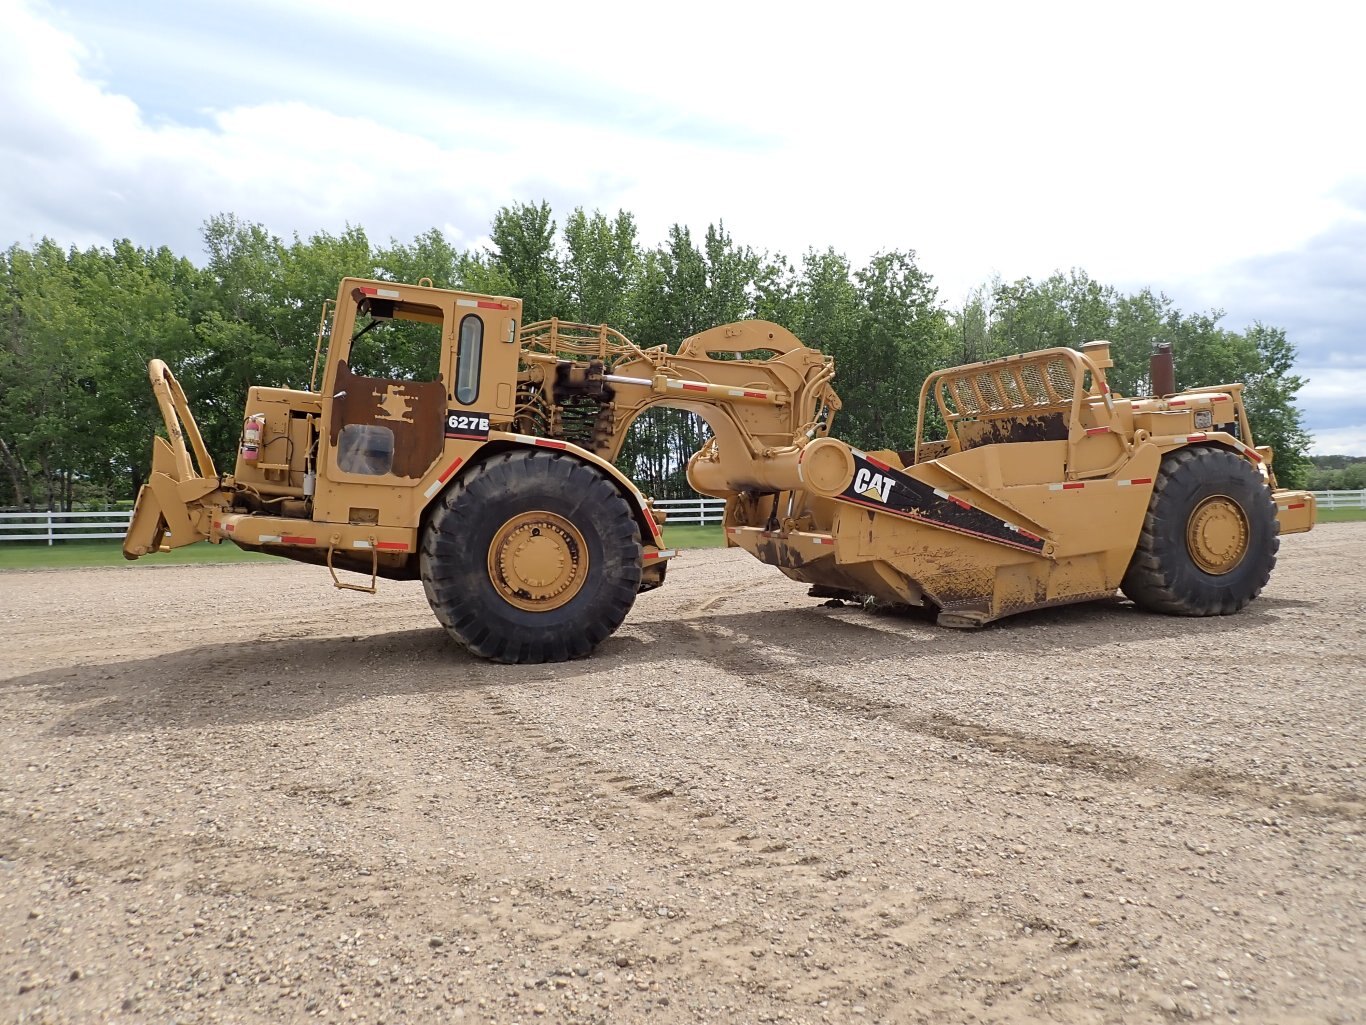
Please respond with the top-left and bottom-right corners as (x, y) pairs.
(14, 627), (521, 736)
(624, 591), (1310, 666)
(13, 588), (1317, 739)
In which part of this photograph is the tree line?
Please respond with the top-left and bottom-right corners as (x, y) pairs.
(1305, 456), (1366, 491)
(0, 203), (1313, 509)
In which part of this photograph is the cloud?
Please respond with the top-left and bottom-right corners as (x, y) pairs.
(1308, 425), (1366, 458)
(3, 0), (1364, 453)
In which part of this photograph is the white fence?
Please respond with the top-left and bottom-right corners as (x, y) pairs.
(0, 489), (1357, 544)
(650, 496), (726, 525)
(0, 510), (133, 544)
(1313, 489), (1366, 509)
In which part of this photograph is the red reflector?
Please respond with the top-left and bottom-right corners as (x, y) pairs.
(1086, 427), (1110, 436)
(438, 457), (464, 482)
(375, 541), (407, 551)
(476, 300), (506, 310)
(1062, 482), (1085, 490)
(681, 383), (708, 392)
(1287, 502), (1305, 510)
(358, 286), (377, 295)
(281, 536), (315, 545)
(1130, 477), (1153, 485)
(743, 390), (767, 399)
(535, 439), (568, 449)
(949, 495), (972, 509)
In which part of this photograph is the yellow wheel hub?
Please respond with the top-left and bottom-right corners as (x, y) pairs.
(1186, 495), (1249, 575)
(487, 511), (588, 611)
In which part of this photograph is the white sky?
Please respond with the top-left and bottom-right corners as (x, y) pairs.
(3, 0), (1364, 452)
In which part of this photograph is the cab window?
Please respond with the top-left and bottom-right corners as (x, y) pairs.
(347, 294), (444, 382)
(456, 314), (483, 404)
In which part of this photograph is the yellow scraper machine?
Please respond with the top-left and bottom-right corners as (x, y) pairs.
(125, 277), (1316, 662)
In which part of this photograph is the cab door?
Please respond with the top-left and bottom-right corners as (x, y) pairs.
(315, 284), (453, 523)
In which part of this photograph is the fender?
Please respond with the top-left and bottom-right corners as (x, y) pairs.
(433, 431), (668, 552)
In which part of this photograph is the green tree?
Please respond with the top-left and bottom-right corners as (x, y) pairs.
(561, 208), (641, 326)
(488, 201), (563, 322)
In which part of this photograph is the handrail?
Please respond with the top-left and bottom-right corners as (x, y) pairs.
(914, 347), (1105, 464)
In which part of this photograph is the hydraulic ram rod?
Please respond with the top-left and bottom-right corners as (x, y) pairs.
(602, 373), (787, 406)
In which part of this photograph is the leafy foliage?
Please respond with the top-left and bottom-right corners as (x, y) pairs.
(0, 208), (1317, 507)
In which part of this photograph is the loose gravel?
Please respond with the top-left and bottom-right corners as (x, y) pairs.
(0, 525), (1361, 1024)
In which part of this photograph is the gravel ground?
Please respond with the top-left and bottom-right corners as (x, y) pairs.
(0, 525), (1361, 1025)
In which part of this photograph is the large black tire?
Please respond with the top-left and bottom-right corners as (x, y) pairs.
(1121, 446), (1279, 617)
(420, 450), (642, 663)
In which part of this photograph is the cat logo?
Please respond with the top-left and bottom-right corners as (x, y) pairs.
(853, 466), (895, 504)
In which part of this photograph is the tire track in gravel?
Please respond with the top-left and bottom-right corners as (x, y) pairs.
(655, 619), (1366, 822)
(426, 681), (1086, 1018)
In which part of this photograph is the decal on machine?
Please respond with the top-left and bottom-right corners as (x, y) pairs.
(444, 411), (491, 440)
(837, 451), (1048, 555)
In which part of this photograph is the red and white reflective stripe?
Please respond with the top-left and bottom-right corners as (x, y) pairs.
(1085, 426), (1110, 436)
(1186, 433), (1208, 442)
(932, 486), (973, 508)
(1049, 482), (1087, 491)
(424, 456), (465, 498)
(643, 549), (678, 560)
(726, 526), (743, 535)
(258, 534), (282, 543)
(1003, 523), (1043, 542)
(281, 535), (316, 545)
(353, 540), (409, 551)
(1116, 477), (1154, 487)
(357, 286), (400, 299)
(810, 534), (836, 545)
(456, 298), (509, 310)
(506, 433), (568, 450)
(1233, 440), (1263, 462)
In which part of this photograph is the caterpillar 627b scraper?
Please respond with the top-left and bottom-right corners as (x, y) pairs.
(125, 277), (1316, 662)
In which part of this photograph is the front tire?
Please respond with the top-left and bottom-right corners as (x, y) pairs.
(421, 450), (642, 663)
(1121, 446), (1278, 617)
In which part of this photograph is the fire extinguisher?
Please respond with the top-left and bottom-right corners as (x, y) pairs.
(241, 413), (266, 462)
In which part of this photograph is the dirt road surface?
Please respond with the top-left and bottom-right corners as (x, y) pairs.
(1, 526), (1362, 1024)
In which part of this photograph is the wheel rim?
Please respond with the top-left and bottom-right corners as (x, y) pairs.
(487, 511), (589, 612)
(1185, 495), (1249, 575)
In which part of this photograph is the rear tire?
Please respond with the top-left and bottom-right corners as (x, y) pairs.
(421, 450), (642, 663)
(1121, 446), (1278, 617)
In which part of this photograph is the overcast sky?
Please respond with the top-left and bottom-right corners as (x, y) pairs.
(3, 0), (1363, 452)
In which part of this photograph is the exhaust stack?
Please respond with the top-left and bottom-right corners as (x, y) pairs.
(1151, 342), (1175, 397)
